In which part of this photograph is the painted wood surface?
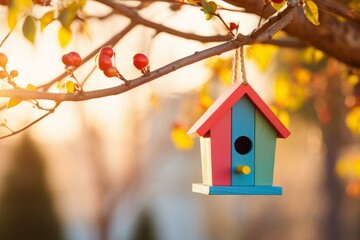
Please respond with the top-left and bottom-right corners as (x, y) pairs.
(211, 110), (231, 186)
(200, 137), (212, 185)
(192, 183), (282, 195)
(187, 82), (290, 139)
(255, 109), (277, 186)
(187, 82), (246, 137)
(244, 84), (290, 138)
(231, 97), (255, 186)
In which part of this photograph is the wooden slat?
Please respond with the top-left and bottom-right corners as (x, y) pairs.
(243, 84), (291, 138)
(192, 183), (282, 195)
(231, 97), (255, 186)
(211, 110), (231, 186)
(200, 137), (212, 185)
(255, 109), (277, 186)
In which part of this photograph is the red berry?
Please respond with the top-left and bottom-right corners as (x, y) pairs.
(62, 52), (82, 68)
(0, 0), (8, 6)
(0, 53), (8, 68)
(133, 53), (149, 70)
(229, 22), (238, 31)
(97, 54), (113, 70)
(103, 66), (118, 78)
(68, 52), (82, 68)
(10, 70), (18, 78)
(62, 53), (74, 67)
(99, 47), (114, 58)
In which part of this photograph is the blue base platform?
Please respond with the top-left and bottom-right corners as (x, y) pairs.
(192, 183), (282, 195)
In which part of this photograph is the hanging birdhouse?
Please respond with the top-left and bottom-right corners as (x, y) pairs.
(187, 82), (290, 195)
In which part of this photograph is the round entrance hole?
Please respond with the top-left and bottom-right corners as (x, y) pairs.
(234, 136), (252, 155)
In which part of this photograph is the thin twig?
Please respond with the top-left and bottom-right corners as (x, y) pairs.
(258, 2), (270, 28)
(96, 0), (230, 42)
(0, 30), (13, 48)
(0, 102), (60, 140)
(251, 4), (294, 40)
(213, 13), (235, 37)
(80, 66), (97, 87)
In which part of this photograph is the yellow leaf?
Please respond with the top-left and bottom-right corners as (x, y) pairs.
(289, 85), (307, 110)
(303, 0), (320, 25)
(274, 73), (291, 107)
(40, 11), (55, 31)
(22, 15), (36, 44)
(171, 124), (194, 150)
(270, 105), (290, 128)
(219, 68), (232, 85)
(336, 155), (360, 179)
(58, 2), (79, 28)
(294, 67), (311, 84)
(270, 1), (286, 11)
(274, 73), (307, 110)
(346, 107), (360, 136)
(7, 98), (22, 108)
(13, 0), (33, 8)
(346, 75), (359, 85)
(205, 13), (212, 20)
(247, 44), (278, 72)
(300, 47), (327, 72)
(65, 81), (75, 93)
(336, 159), (348, 178)
(57, 81), (64, 90)
(199, 92), (213, 110)
(58, 26), (72, 48)
(205, 57), (231, 71)
(26, 83), (37, 91)
(7, 8), (19, 30)
(187, 0), (200, 5)
(78, 0), (87, 8)
(204, 57), (232, 84)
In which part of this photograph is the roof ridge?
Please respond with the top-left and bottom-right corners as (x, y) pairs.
(187, 83), (290, 138)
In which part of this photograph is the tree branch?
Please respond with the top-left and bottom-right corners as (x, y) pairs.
(0, 3), (296, 102)
(96, 0), (231, 42)
(251, 3), (295, 41)
(224, 0), (360, 68)
(262, 38), (307, 48)
(0, 38), (248, 101)
(314, 0), (360, 26)
(0, 102), (60, 140)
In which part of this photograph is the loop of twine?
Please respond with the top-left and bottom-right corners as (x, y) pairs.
(232, 44), (248, 84)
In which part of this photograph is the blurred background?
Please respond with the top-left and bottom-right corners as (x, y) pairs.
(0, 1), (360, 240)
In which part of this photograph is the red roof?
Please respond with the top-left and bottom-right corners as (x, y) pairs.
(187, 82), (290, 138)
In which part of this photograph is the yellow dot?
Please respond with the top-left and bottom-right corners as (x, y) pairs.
(236, 166), (251, 175)
(242, 166), (251, 175)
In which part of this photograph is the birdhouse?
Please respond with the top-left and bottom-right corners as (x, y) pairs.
(187, 82), (290, 195)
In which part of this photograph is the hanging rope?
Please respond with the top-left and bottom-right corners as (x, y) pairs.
(232, 43), (248, 84)
(239, 46), (248, 84)
(232, 47), (240, 84)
